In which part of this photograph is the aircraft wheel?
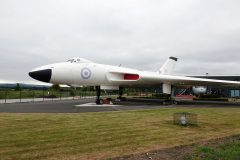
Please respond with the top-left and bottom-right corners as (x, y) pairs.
(100, 99), (104, 104)
(96, 99), (104, 105)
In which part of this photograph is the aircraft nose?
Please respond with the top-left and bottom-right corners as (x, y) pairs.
(29, 69), (52, 83)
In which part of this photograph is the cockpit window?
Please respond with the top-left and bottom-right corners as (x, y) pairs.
(67, 58), (81, 63)
(66, 58), (93, 63)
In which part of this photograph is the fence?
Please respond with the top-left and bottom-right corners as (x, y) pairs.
(0, 89), (117, 104)
(0, 87), (167, 104)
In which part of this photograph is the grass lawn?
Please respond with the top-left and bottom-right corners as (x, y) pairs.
(184, 136), (240, 160)
(0, 107), (240, 160)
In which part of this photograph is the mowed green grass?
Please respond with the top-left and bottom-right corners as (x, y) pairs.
(0, 107), (240, 160)
(185, 137), (240, 160)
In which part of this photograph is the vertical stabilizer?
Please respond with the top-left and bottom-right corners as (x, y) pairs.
(159, 57), (178, 75)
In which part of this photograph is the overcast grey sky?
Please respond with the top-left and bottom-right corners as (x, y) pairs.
(0, 0), (240, 83)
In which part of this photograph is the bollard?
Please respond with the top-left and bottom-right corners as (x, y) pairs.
(42, 88), (44, 101)
(20, 90), (22, 103)
(51, 89), (53, 101)
(5, 91), (7, 104)
(32, 90), (35, 102)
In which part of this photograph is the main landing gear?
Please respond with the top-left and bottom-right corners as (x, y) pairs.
(95, 86), (103, 105)
(118, 87), (123, 99)
(95, 86), (125, 105)
(162, 94), (177, 105)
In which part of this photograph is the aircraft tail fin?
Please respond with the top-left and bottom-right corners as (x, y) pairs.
(158, 57), (178, 75)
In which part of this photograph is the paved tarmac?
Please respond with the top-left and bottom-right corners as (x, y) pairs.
(0, 98), (240, 113)
(0, 98), (170, 113)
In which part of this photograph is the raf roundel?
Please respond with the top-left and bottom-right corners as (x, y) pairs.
(81, 68), (92, 79)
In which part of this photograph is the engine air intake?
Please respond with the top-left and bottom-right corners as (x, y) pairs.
(124, 74), (139, 80)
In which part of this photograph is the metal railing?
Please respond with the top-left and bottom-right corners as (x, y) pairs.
(0, 90), (114, 104)
(0, 88), (165, 104)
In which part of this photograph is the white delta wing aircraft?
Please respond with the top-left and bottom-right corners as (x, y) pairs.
(29, 57), (240, 104)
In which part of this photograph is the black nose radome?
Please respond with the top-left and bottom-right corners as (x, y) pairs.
(29, 69), (52, 83)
